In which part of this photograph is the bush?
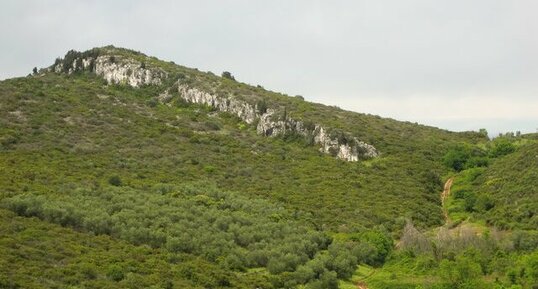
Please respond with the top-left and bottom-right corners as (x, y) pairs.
(463, 192), (477, 212)
(475, 195), (494, 212)
(108, 175), (122, 186)
(257, 100), (268, 114)
(106, 264), (124, 281)
(146, 98), (158, 107)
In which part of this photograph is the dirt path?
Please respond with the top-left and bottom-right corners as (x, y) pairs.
(441, 178), (454, 224)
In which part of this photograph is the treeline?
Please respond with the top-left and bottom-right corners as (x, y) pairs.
(1, 182), (390, 288)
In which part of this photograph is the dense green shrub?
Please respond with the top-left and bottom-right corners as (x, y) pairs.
(108, 175), (122, 186)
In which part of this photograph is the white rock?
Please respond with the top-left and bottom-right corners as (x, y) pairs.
(55, 55), (167, 87)
(176, 84), (379, 161)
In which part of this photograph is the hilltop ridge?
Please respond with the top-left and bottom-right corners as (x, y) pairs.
(50, 46), (379, 161)
(49, 46), (485, 161)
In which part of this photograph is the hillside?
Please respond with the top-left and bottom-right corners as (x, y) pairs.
(0, 46), (535, 289)
(447, 139), (538, 230)
(1, 46), (485, 231)
(355, 135), (538, 289)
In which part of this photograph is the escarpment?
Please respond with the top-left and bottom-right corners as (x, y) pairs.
(51, 50), (379, 161)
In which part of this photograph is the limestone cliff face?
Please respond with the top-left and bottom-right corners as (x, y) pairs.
(175, 84), (378, 161)
(93, 56), (166, 87)
(53, 53), (378, 161)
(53, 55), (167, 87)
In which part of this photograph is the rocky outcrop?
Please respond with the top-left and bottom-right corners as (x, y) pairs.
(175, 84), (378, 161)
(53, 54), (167, 87)
(53, 51), (378, 161)
(93, 56), (166, 87)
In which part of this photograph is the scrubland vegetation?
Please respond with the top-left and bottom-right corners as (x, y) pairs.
(0, 47), (535, 288)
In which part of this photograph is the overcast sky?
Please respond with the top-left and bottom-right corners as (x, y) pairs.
(1, 0), (537, 135)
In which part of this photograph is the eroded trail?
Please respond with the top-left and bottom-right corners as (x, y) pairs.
(441, 178), (454, 224)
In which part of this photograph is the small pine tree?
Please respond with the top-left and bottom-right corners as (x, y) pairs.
(32, 67), (38, 75)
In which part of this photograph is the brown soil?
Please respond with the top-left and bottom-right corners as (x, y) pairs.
(441, 178), (454, 224)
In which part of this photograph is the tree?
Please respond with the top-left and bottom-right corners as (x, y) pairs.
(256, 100), (268, 114)
(221, 71), (235, 80)
(358, 228), (393, 266)
(305, 271), (338, 289)
(223, 253), (246, 271)
(267, 257), (288, 274)
(443, 145), (471, 171)
(32, 67), (38, 75)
